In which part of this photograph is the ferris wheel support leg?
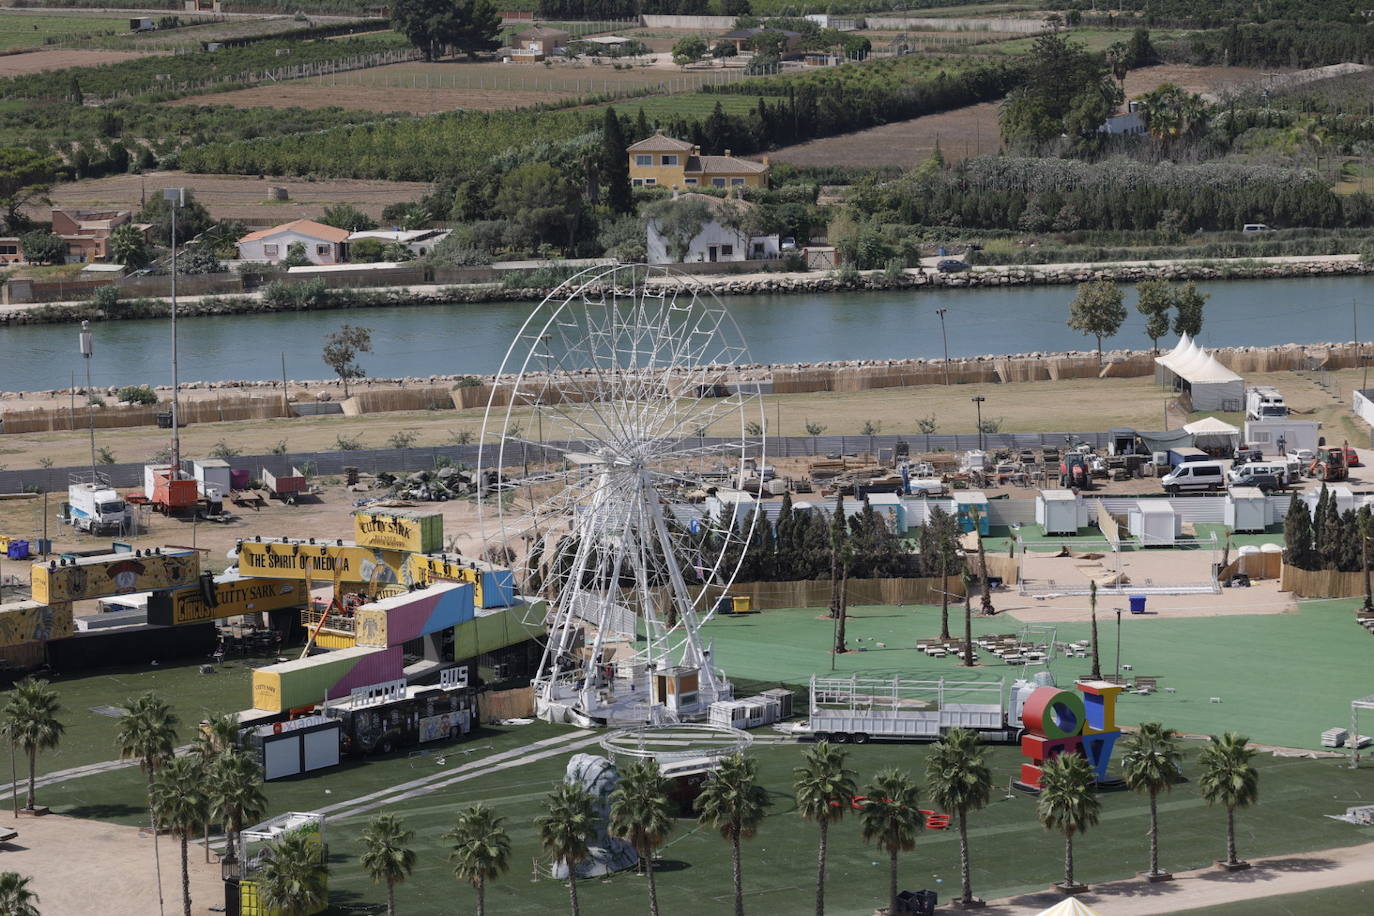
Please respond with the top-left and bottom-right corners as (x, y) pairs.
(640, 470), (722, 700)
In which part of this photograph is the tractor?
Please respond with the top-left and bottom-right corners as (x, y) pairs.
(1060, 453), (1094, 490)
(1307, 445), (1349, 482)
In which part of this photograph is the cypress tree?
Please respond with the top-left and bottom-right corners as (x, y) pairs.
(601, 107), (633, 215)
(1283, 494), (1315, 570)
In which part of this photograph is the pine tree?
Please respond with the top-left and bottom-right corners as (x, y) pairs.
(601, 108), (632, 215)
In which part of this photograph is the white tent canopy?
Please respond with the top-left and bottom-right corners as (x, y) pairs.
(1183, 416), (1242, 452)
(1155, 334), (1244, 411)
(1034, 898), (1107, 916)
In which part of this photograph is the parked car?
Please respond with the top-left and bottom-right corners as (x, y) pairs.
(1345, 445), (1362, 467)
(1244, 473), (1285, 494)
(1160, 460), (1227, 493)
(1233, 445), (1263, 464)
(1286, 448), (1315, 464)
(1242, 223), (1273, 233)
(937, 259), (969, 273)
(1228, 461), (1290, 486)
(780, 237), (797, 250)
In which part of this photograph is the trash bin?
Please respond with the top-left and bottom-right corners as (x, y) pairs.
(156, 412), (173, 429)
(6, 539), (28, 560)
(1129, 594), (1147, 614)
(732, 596), (752, 614)
(713, 595), (732, 615)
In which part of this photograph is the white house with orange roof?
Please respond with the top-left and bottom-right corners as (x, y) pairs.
(236, 219), (351, 265)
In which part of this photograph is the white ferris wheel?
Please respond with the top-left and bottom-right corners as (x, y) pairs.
(477, 264), (764, 727)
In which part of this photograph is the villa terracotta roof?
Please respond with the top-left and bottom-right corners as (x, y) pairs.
(238, 219), (350, 244)
(627, 134), (695, 153)
(689, 154), (769, 174)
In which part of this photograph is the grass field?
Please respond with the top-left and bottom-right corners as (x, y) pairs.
(0, 11), (129, 50)
(1174, 880), (1374, 914)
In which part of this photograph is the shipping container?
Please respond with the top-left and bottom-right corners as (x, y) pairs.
(147, 575), (304, 626)
(252, 645), (403, 712)
(0, 600), (73, 647)
(47, 623), (216, 671)
(31, 550), (200, 603)
(323, 676), (475, 756)
(354, 582), (474, 648)
(453, 601), (546, 658)
(353, 507), (444, 553)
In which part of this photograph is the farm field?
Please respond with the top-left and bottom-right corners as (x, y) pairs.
(0, 47), (157, 76)
(771, 63), (1272, 168)
(40, 170), (431, 222)
(170, 58), (759, 112)
(0, 10), (129, 50)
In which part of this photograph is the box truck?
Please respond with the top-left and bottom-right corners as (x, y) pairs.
(68, 479), (129, 534)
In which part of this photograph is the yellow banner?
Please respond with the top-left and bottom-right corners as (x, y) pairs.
(31, 551), (200, 604)
(407, 554), (484, 607)
(236, 541), (407, 584)
(154, 578), (305, 626)
(353, 510), (442, 553)
(0, 601), (72, 647)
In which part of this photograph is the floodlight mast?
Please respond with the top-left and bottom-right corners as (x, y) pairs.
(80, 320), (95, 478)
(163, 187), (183, 480)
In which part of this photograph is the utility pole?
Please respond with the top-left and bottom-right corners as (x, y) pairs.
(936, 307), (950, 385)
(971, 395), (986, 450)
(164, 188), (184, 481)
(1115, 608), (1122, 681)
(80, 321), (96, 477)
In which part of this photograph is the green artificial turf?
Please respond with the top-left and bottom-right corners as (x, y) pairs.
(703, 599), (1374, 751)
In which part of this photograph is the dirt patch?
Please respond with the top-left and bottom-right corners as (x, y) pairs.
(42, 170), (432, 222)
(771, 64), (1273, 169)
(0, 48), (162, 77)
(0, 813), (223, 916)
(167, 83), (566, 114)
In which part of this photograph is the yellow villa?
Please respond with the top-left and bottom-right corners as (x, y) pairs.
(627, 131), (770, 191)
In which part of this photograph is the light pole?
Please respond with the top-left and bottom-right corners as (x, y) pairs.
(1115, 608), (1122, 681)
(164, 188), (183, 481)
(80, 320), (96, 478)
(971, 395), (986, 450)
(935, 307), (950, 386)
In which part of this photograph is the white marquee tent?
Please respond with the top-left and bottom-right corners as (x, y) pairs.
(1034, 898), (1107, 916)
(1154, 334), (1244, 411)
(1182, 416), (1241, 452)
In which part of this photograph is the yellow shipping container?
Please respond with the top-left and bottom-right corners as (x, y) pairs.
(353, 508), (443, 553)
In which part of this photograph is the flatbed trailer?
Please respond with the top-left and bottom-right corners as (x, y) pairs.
(789, 674), (1026, 744)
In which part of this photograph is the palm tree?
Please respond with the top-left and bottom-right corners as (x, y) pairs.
(1121, 723), (1182, 879)
(793, 741), (857, 916)
(447, 804), (512, 916)
(115, 691), (179, 914)
(0, 872), (39, 916)
(1, 677), (64, 811)
(192, 713), (241, 862)
(695, 753), (771, 916)
(1037, 753), (1101, 891)
(152, 755), (209, 916)
(920, 506), (960, 640)
(609, 759), (675, 916)
(1198, 732), (1260, 869)
(536, 783), (596, 916)
(925, 728), (993, 907)
(257, 827), (330, 916)
(209, 751), (266, 868)
(361, 813), (416, 916)
(859, 769), (924, 915)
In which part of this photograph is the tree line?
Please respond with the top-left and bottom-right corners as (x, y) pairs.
(1283, 488), (1374, 578)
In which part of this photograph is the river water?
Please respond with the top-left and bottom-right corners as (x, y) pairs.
(0, 274), (1359, 391)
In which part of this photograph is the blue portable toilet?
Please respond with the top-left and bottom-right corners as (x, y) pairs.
(954, 491), (990, 535)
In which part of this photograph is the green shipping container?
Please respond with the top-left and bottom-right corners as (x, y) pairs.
(453, 600), (547, 658)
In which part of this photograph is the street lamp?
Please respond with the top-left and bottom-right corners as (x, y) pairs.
(80, 320), (96, 478)
(1115, 608), (1123, 681)
(935, 307), (950, 386)
(971, 396), (986, 450)
(163, 188), (184, 481)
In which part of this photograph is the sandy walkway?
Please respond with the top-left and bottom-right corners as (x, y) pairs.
(982, 840), (1374, 914)
(0, 812), (223, 915)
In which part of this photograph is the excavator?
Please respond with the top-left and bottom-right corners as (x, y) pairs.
(1308, 445), (1349, 482)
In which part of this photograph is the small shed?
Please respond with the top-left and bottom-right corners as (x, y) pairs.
(1225, 486), (1268, 533)
(192, 458), (232, 497)
(953, 491), (990, 535)
(1035, 489), (1080, 536)
(1128, 500), (1180, 547)
(513, 26), (570, 61)
(1108, 428), (1137, 456)
(864, 492), (903, 531)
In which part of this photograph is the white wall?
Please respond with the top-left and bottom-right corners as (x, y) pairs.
(647, 218), (748, 264)
(1355, 390), (1374, 429)
(238, 230), (342, 265)
(1244, 419), (1321, 453)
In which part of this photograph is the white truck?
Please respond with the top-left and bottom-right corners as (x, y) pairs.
(68, 479), (129, 534)
(1246, 386), (1288, 421)
(784, 674), (1037, 744)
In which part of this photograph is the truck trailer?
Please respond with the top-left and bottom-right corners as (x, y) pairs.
(785, 674), (1035, 744)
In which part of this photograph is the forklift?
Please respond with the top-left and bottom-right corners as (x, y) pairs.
(1307, 445), (1349, 482)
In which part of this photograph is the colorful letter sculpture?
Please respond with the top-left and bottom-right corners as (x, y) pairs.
(1018, 680), (1124, 790)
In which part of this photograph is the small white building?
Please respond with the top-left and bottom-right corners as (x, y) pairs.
(1129, 500), (1180, 547)
(236, 219), (350, 265)
(1244, 418), (1321, 455)
(346, 229), (451, 258)
(1035, 489), (1079, 536)
(646, 194), (779, 265)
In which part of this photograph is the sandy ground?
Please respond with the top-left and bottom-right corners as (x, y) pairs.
(771, 64), (1270, 168)
(0, 812), (223, 916)
(984, 840), (1374, 915)
(38, 170), (432, 223)
(0, 48), (161, 76)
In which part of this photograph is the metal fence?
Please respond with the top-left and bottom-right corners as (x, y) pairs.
(0, 431), (1113, 495)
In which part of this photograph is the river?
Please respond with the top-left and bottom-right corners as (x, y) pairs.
(0, 274), (1360, 391)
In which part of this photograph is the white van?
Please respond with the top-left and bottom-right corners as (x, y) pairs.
(1242, 223), (1273, 233)
(1161, 460), (1227, 493)
(1228, 461), (1289, 486)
